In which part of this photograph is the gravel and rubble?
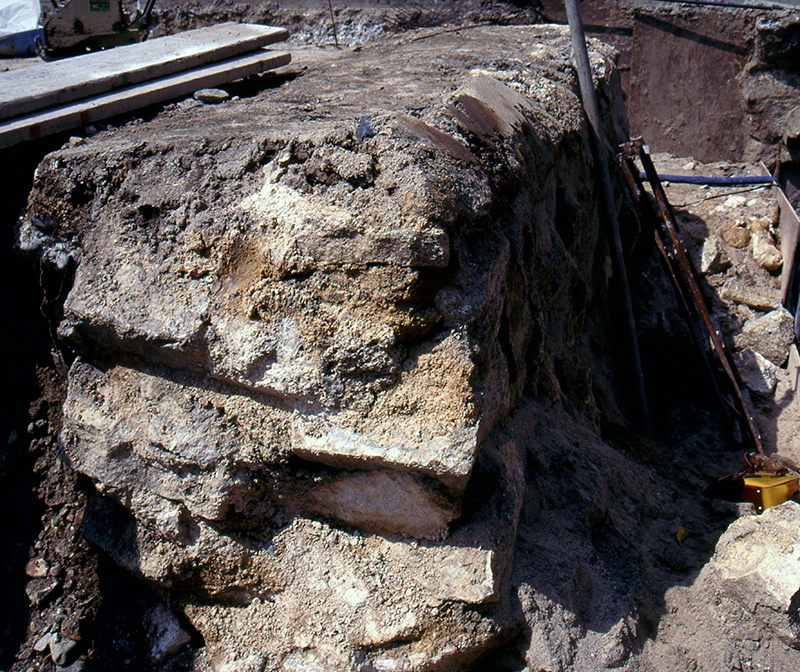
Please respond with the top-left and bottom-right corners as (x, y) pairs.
(646, 153), (800, 458)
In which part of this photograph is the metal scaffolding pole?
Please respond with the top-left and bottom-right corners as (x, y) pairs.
(565, 0), (652, 436)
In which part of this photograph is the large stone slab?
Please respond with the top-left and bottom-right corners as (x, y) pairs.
(61, 359), (462, 540)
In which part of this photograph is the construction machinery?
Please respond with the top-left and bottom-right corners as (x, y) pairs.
(36, 0), (157, 59)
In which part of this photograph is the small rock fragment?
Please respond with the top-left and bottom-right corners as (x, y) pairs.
(355, 115), (375, 142)
(146, 603), (191, 662)
(194, 88), (230, 104)
(25, 577), (60, 607)
(700, 235), (731, 274)
(33, 632), (55, 653)
(751, 233), (782, 272)
(734, 307), (795, 366)
(68, 136), (85, 148)
(176, 98), (202, 111)
(50, 637), (78, 666)
(719, 278), (777, 311)
(768, 201), (780, 227)
(25, 557), (49, 578)
(748, 216), (771, 234)
(732, 348), (779, 396)
(721, 223), (751, 248)
(723, 195), (748, 209)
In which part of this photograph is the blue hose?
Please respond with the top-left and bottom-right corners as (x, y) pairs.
(640, 173), (777, 186)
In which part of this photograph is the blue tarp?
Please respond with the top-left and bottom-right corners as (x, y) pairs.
(0, 27), (42, 56)
(0, 0), (41, 56)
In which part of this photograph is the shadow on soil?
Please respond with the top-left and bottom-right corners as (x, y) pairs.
(464, 198), (759, 669)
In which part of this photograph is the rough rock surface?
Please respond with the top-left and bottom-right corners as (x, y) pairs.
(641, 502), (800, 671)
(734, 307), (795, 366)
(700, 235), (730, 275)
(44, 47), (589, 543)
(733, 347), (779, 396)
(17, 25), (631, 671)
(11, 20), (800, 672)
(710, 502), (800, 648)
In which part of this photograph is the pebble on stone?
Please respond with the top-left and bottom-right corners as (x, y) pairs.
(194, 88), (231, 104)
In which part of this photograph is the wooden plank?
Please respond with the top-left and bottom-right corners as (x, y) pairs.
(0, 49), (291, 149)
(789, 344), (800, 393)
(759, 162), (800, 305)
(0, 23), (288, 121)
(778, 187), (800, 306)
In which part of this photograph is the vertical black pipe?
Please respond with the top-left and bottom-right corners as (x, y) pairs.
(328, 0), (339, 47)
(565, 0), (652, 436)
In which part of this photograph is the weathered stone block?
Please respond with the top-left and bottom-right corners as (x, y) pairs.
(751, 231), (783, 272)
(183, 516), (510, 672)
(240, 164), (451, 270)
(700, 235), (731, 274)
(708, 502), (800, 648)
(61, 359), (463, 539)
(720, 277), (778, 311)
(733, 347), (779, 396)
(734, 307), (795, 366)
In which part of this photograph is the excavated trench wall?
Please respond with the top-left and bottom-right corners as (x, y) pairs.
(541, 0), (800, 168)
(14, 25), (636, 670)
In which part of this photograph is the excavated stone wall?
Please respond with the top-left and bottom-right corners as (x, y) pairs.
(15, 25), (631, 670)
(11, 20), (800, 672)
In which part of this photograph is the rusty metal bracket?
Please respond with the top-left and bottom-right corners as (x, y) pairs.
(620, 138), (764, 455)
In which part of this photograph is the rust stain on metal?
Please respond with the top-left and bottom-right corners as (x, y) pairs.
(621, 138), (764, 455)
